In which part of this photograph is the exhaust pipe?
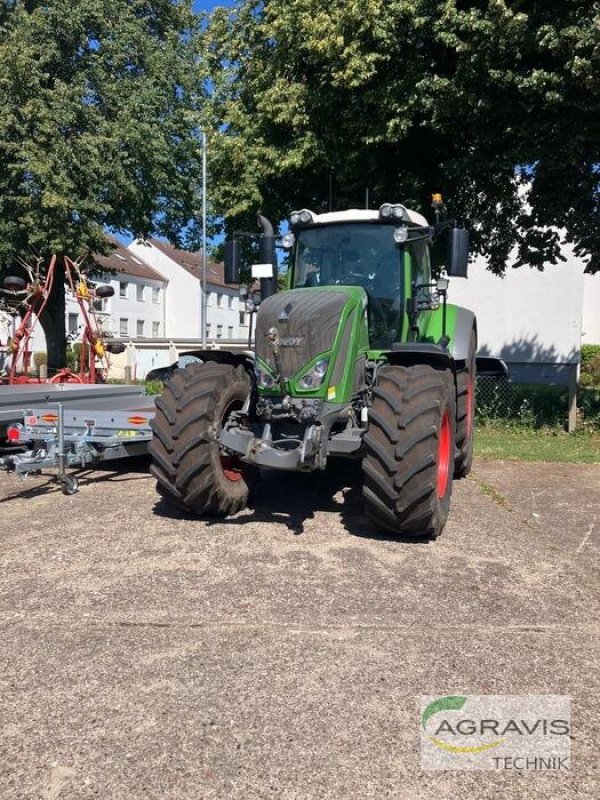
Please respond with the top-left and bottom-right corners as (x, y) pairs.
(257, 214), (277, 300)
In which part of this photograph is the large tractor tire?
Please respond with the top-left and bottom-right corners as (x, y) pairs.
(454, 330), (477, 478)
(362, 364), (456, 538)
(149, 362), (255, 516)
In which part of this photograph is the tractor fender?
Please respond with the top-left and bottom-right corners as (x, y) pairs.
(386, 343), (452, 371)
(448, 307), (477, 364)
(188, 349), (255, 379)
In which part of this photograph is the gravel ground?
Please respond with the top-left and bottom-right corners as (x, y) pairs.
(0, 456), (598, 799)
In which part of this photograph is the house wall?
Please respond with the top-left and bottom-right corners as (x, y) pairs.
(107, 275), (164, 339)
(127, 241), (200, 338)
(448, 245), (586, 383)
(27, 274), (165, 358)
(582, 273), (600, 345)
(127, 240), (248, 339)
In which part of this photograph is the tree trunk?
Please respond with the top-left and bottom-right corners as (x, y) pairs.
(39, 255), (67, 373)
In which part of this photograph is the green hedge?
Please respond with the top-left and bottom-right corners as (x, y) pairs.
(476, 381), (600, 430)
(581, 344), (600, 388)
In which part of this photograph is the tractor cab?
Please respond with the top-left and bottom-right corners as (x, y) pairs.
(288, 207), (431, 348)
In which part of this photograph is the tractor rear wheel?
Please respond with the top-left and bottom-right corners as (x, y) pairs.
(362, 364), (455, 538)
(454, 330), (477, 478)
(149, 362), (255, 516)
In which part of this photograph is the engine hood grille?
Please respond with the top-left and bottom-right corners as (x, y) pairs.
(255, 288), (352, 380)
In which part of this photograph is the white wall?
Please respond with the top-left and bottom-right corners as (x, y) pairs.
(582, 273), (600, 344)
(127, 241), (248, 339)
(449, 247), (585, 366)
(26, 274), (166, 358)
(128, 241), (200, 338)
(108, 276), (164, 339)
(205, 287), (249, 341)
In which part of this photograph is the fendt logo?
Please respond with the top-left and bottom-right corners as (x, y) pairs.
(420, 695), (571, 771)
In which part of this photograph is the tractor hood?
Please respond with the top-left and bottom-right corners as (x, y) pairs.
(255, 287), (366, 390)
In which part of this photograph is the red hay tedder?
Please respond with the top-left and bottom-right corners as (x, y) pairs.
(0, 254), (125, 385)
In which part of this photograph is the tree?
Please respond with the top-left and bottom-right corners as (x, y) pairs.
(205, 0), (599, 274)
(0, 0), (204, 369)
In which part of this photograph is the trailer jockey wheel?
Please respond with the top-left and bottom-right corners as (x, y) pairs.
(60, 475), (79, 495)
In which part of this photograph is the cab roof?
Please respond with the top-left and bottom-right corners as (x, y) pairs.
(308, 207), (430, 228)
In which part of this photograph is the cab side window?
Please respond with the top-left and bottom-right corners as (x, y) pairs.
(409, 239), (432, 303)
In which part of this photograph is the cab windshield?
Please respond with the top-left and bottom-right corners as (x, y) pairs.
(293, 223), (405, 347)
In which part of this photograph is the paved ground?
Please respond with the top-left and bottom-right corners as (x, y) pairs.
(0, 456), (598, 799)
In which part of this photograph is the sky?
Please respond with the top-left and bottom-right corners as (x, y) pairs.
(192, 1), (234, 13)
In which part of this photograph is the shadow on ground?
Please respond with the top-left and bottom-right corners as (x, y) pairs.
(0, 455), (152, 503)
(153, 460), (433, 544)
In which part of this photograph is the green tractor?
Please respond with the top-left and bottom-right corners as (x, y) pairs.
(150, 201), (478, 538)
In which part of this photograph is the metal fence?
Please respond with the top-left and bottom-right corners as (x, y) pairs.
(476, 375), (514, 417)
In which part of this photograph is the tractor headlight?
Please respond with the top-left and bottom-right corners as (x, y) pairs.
(394, 225), (408, 243)
(299, 358), (329, 389)
(379, 203), (410, 222)
(290, 209), (314, 228)
(255, 365), (276, 388)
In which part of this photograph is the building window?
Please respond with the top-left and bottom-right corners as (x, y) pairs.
(216, 324), (223, 339)
(206, 323), (211, 338)
(152, 287), (160, 304)
(207, 292), (213, 307)
(68, 313), (79, 334)
(93, 296), (108, 313)
(152, 321), (160, 337)
(239, 311), (247, 326)
(136, 320), (144, 337)
(119, 281), (128, 298)
(136, 284), (145, 302)
(217, 293), (224, 308)
(228, 326), (234, 338)
(228, 295), (234, 309)
(119, 317), (128, 336)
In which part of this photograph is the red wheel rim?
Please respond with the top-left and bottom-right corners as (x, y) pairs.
(437, 410), (451, 498)
(220, 455), (244, 482)
(466, 373), (474, 439)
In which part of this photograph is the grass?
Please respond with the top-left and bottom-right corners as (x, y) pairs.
(474, 422), (600, 464)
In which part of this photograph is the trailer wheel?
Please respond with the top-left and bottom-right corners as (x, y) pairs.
(362, 364), (455, 538)
(149, 362), (255, 516)
(454, 330), (477, 478)
(60, 475), (79, 495)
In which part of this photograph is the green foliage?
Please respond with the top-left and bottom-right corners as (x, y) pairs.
(580, 344), (600, 387)
(65, 341), (82, 370)
(144, 378), (164, 395)
(32, 351), (47, 367)
(206, 0), (600, 274)
(0, 0), (204, 267)
(0, 0), (204, 366)
(476, 381), (600, 431)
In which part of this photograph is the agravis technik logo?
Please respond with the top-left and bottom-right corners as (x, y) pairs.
(420, 695), (571, 771)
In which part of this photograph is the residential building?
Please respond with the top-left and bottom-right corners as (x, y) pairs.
(448, 244), (598, 383)
(91, 238), (167, 341)
(127, 238), (246, 340)
(27, 239), (167, 357)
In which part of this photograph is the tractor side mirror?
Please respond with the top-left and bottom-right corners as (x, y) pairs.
(95, 284), (114, 298)
(224, 239), (240, 284)
(2, 275), (27, 292)
(446, 228), (469, 278)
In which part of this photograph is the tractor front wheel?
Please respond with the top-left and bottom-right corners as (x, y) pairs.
(149, 362), (255, 516)
(362, 364), (456, 538)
